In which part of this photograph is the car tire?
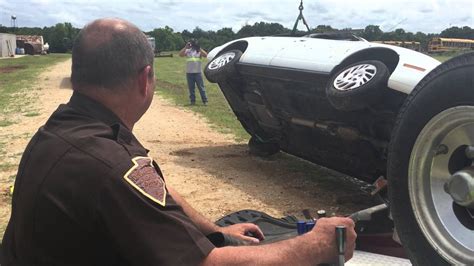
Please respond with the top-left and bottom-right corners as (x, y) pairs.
(204, 50), (242, 83)
(388, 53), (474, 265)
(248, 136), (280, 157)
(326, 60), (389, 111)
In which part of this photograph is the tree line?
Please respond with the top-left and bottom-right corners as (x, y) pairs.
(1, 22), (473, 53)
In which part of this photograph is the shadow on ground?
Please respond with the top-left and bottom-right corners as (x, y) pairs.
(168, 143), (378, 217)
(60, 77), (71, 89)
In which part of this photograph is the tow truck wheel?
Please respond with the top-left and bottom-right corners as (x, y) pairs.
(388, 53), (474, 265)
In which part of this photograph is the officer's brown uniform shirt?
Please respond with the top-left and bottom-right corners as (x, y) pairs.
(2, 92), (215, 265)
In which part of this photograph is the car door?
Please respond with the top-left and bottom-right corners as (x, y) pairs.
(237, 36), (292, 66)
(270, 37), (364, 73)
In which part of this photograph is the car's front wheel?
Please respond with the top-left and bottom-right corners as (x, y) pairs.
(326, 60), (389, 111)
(388, 53), (474, 265)
(204, 50), (242, 83)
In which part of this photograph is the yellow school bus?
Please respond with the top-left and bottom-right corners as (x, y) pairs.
(428, 37), (474, 53)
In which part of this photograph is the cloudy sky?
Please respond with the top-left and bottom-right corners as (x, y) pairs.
(0, 0), (472, 34)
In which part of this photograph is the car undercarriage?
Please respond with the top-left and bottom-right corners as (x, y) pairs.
(221, 64), (407, 182)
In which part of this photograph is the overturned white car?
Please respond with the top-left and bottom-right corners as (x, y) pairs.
(204, 33), (474, 265)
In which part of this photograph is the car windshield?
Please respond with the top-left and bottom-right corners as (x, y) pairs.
(303, 32), (365, 41)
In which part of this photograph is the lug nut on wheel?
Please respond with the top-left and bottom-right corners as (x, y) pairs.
(465, 146), (474, 160)
(444, 167), (474, 208)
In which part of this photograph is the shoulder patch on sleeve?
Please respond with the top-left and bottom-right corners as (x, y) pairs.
(123, 156), (167, 207)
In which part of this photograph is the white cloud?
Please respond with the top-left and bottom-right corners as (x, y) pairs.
(50, 11), (81, 25)
(30, 0), (52, 5)
(0, 0), (472, 33)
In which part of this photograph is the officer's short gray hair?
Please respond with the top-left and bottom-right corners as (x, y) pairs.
(71, 18), (154, 90)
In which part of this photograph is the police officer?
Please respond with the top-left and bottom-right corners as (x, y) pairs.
(2, 18), (356, 265)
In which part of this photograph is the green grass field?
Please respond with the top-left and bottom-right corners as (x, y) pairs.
(0, 54), (70, 125)
(432, 50), (469, 62)
(433, 55), (453, 62)
(154, 53), (250, 141)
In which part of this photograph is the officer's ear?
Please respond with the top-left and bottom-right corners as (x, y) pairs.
(137, 65), (153, 97)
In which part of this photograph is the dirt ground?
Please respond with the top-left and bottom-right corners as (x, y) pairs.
(0, 59), (375, 229)
(0, 65), (27, 74)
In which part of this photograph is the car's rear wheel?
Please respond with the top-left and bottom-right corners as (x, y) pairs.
(248, 136), (279, 157)
(388, 53), (474, 265)
(204, 50), (242, 83)
(326, 60), (389, 111)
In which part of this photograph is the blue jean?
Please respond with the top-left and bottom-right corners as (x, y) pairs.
(186, 73), (208, 104)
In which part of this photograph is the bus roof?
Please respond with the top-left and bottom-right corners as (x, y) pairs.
(434, 37), (474, 43)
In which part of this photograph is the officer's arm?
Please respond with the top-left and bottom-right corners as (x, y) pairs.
(201, 217), (356, 265)
(167, 186), (220, 235)
(169, 185), (265, 243)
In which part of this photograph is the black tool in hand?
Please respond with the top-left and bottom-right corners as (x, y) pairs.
(335, 225), (346, 266)
(348, 203), (387, 223)
(302, 209), (313, 221)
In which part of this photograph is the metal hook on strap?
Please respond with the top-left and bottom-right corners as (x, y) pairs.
(292, 0), (311, 35)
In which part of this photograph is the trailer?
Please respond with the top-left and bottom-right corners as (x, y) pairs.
(16, 35), (45, 55)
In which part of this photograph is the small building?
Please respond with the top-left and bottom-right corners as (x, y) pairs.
(16, 35), (45, 55)
(0, 33), (17, 57)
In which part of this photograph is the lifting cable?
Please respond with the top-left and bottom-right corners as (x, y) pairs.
(291, 0), (311, 35)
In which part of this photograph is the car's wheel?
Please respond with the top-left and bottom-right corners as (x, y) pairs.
(248, 136), (279, 157)
(326, 60), (389, 111)
(204, 50), (242, 83)
(388, 53), (474, 265)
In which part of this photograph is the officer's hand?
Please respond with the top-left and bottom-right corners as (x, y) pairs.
(219, 223), (265, 244)
(307, 217), (356, 263)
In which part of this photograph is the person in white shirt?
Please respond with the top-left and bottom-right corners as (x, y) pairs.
(179, 39), (208, 105)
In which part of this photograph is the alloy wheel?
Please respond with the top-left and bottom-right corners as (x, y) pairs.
(409, 106), (474, 264)
(208, 51), (236, 70)
(333, 63), (377, 91)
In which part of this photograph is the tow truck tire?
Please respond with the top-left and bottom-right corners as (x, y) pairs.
(388, 53), (474, 265)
